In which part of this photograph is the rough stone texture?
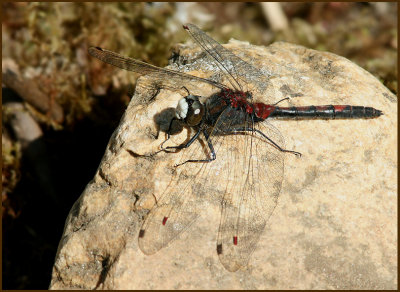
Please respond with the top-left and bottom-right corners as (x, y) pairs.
(49, 41), (396, 289)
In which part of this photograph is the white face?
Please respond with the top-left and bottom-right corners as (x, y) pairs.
(175, 97), (189, 120)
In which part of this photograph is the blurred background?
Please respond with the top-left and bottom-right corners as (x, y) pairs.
(2, 2), (397, 289)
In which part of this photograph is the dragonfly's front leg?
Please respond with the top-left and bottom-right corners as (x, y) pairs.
(172, 129), (216, 167)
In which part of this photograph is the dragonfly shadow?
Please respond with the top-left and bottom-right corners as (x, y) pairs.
(153, 107), (208, 154)
(153, 107), (182, 137)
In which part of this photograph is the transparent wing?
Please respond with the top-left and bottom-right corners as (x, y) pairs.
(184, 23), (273, 98)
(138, 104), (285, 271)
(88, 47), (227, 92)
(138, 162), (207, 255)
(209, 106), (285, 272)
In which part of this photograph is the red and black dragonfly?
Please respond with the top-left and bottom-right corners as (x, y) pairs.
(89, 23), (382, 272)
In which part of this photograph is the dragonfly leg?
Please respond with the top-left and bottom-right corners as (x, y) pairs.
(181, 86), (190, 96)
(174, 129), (216, 167)
(146, 117), (182, 156)
(163, 124), (202, 152)
(254, 129), (302, 157)
(158, 117), (184, 152)
(149, 85), (161, 101)
(273, 97), (290, 106)
(227, 127), (302, 157)
(145, 126), (197, 158)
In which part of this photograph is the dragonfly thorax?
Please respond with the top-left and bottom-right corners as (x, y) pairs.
(175, 95), (205, 127)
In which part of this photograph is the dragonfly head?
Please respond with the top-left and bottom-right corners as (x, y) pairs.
(175, 95), (205, 127)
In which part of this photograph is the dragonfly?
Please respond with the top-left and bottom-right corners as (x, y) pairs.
(88, 23), (382, 272)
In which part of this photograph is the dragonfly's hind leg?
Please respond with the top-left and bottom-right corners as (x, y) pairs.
(253, 128), (301, 157)
(229, 127), (302, 157)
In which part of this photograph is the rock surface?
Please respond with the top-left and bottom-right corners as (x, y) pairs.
(49, 41), (396, 289)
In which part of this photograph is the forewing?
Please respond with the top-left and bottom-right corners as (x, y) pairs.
(184, 24), (272, 97)
(88, 47), (226, 92)
(209, 107), (285, 272)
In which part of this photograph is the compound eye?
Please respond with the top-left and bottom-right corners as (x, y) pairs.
(186, 100), (204, 127)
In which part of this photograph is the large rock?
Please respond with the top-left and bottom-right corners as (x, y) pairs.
(49, 41), (396, 289)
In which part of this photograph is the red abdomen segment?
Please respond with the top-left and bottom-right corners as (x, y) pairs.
(268, 105), (383, 119)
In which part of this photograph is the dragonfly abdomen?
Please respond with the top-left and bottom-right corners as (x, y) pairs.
(269, 105), (383, 119)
